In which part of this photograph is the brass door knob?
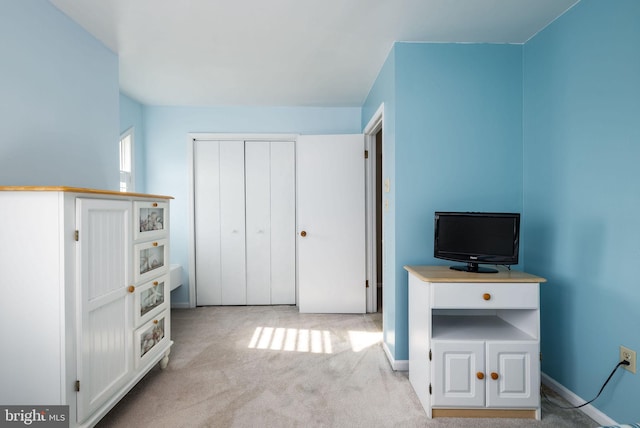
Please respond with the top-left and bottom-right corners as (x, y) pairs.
(128, 285), (135, 293)
(483, 293), (491, 301)
(153, 281), (159, 286)
(476, 372), (485, 380)
(300, 231), (307, 237)
(491, 372), (499, 380)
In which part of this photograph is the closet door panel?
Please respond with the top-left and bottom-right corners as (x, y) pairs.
(219, 140), (247, 305)
(245, 141), (271, 305)
(270, 141), (296, 304)
(194, 141), (222, 305)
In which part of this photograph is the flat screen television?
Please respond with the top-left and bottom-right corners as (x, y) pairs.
(434, 212), (520, 273)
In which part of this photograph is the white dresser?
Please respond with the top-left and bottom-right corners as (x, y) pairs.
(406, 265), (546, 420)
(0, 187), (172, 427)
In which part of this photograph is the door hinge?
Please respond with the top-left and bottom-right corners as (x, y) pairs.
(74, 230), (79, 241)
(364, 150), (369, 159)
(429, 383), (432, 395)
(75, 380), (80, 392)
(366, 280), (369, 288)
(429, 349), (432, 361)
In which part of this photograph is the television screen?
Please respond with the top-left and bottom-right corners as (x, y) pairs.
(434, 212), (520, 273)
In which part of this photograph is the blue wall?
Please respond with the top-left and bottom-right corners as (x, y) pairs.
(523, 0), (640, 421)
(120, 93), (147, 192)
(142, 106), (362, 306)
(363, 42), (524, 361)
(0, 0), (119, 189)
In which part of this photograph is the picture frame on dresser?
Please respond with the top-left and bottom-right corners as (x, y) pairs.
(135, 238), (169, 283)
(134, 273), (170, 327)
(134, 200), (168, 240)
(134, 311), (171, 368)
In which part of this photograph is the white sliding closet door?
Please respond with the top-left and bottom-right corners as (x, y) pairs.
(219, 141), (246, 305)
(194, 138), (294, 306)
(194, 140), (222, 305)
(194, 140), (246, 305)
(245, 142), (271, 304)
(246, 141), (296, 305)
(270, 141), (296, 304)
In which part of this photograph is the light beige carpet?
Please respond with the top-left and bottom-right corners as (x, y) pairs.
(97, 306), (598, 428)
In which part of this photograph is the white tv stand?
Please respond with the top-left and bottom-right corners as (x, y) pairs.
(405, 265), (546, 419)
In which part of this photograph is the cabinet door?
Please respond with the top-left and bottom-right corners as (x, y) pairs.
(432, 341), (485, 408)
(486, 341), (539, 408)
(76, 199), (133, 423)
(245, 141), (271, 304)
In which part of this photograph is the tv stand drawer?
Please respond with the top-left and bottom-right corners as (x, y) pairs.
(432, 283), (539, 309)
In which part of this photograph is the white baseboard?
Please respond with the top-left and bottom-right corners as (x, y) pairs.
(170, 302), (191, 309)
(382, 342), (409, 371)
(541, 372), (616, 426)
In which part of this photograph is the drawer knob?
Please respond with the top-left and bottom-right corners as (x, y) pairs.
(152, 202), (158, 207)
(152, 242), (158, 247)
(153, 319), (159, 325)
(483, 293), (491, 301)
(491, 372), (499, 380)
(128, 285), (135, 293)
(476, 372), (485, 380)
(300, 231), (307, 237)
(153, 281), (159, 286)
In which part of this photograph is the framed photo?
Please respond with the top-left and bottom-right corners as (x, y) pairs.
(134, 273), (169, 327)
(134, 239), (169, 283)
(134, 310), (170, 367)
(134, 201), (168, 241)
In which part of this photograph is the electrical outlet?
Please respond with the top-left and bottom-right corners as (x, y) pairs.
(620, 345), (636, 374)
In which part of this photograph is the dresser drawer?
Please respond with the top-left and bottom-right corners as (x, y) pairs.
(431, 282), (539, 309)
(134, 310), (170, 367)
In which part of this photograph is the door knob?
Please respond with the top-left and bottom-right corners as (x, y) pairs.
(491, 372), (499, 380)
(300, 231), (307, 237)
(476, 372), (485, 380)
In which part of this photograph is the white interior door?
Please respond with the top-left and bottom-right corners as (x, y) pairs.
(297, 134), (366, 313)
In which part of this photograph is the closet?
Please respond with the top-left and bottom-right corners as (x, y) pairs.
(194, 139), (295, 306)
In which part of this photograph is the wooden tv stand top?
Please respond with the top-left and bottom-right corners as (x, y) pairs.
(404, 265), (546, 283)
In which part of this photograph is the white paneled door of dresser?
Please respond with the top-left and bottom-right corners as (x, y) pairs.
(76, 198), (133, 422)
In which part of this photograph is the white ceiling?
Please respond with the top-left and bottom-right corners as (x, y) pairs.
(49, 0), (579, 107)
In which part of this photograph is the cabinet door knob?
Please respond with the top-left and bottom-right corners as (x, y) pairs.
(128, 285), (135, 293)
(483, 293), (491, 301)
(300, 231), (307, 237)
(152, 202), (158, 207)
(153, 319), (159, 324)
(153, 281), (159, 286)
(476, 372), (485, 380)
(152, 242), (158, 247)
(491, 372), (499, 380)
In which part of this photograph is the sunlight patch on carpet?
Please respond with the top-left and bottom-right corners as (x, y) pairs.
(248, 327), (333, 354)
(348, 330), (382, 352)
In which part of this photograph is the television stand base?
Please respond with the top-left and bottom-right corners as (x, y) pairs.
(450, 263), (498, 273)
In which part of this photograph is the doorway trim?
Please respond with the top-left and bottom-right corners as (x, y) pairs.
(364, 104), (384, 313)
